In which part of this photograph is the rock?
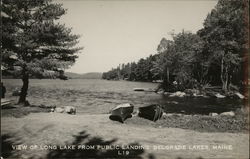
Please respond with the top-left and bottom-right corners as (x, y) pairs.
(162, 113), (174, 118)
(209, 112), (218, 116)
(169, 101), (178, 104)
(54, 107), (65, 113)
(50, 108), (55, 112)
(184, 89), (200, 96)
(50, 106), (76, 114)
(234, 92), (244, 99)
(162, 112), (167, 117)
(220, 111), (235, 116)
(65, 106), (76, 115)
(173, 113), (183, 117)
(193, 93), (205, 97)
(157, 90), (165, 94)
(169, 91), (186, 97)
(214, 93), (226, 98)
(12, 89), (21, 96)
(166, 113), (175, 116)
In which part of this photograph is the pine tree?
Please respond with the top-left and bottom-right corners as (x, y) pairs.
(1, 0), (82, 104)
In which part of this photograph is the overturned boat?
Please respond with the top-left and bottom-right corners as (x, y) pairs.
(109, 103), (134, 123)
(138, 104), (164, 121)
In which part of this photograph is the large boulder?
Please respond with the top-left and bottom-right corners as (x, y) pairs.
(209, 112), (218, 117)
(220, 111), (235, 117)
(52, 106), (76, 115)
(12, 88), (21, 96)
(184, 89), (200, 96)
(234, 92), (244, 99)
(169, 91), (186, 97)
(64, 106), (76, 115)
(214, 93), (226, 98)
(54, 107), (65, 113)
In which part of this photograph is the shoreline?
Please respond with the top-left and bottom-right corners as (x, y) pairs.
(2, 103), (248, 134)
(1, 113), (249, 159)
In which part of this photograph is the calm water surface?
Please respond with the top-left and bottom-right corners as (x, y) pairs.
(3, 79), (244, 115)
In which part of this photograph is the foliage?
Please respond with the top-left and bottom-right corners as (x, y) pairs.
(102, 55), (158, 82)
(103, 0), (247, 93)
(1, 0), (82, 103)
(198, 0), (248, 91)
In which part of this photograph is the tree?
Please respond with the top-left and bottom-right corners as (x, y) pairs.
(170, 31), (201, 88)
(152, 38), (174, 85)
(1, 0), (82, 104)
(198, 0), (248, 92)
(152, 31), (201, 91)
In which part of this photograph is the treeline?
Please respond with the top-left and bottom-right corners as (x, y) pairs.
(102, 55), (159, 82)
(103, 0), (248, 93)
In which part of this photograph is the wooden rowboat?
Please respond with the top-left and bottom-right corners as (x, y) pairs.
(138, 104), (164, 122)
(109, 103), (134, 123)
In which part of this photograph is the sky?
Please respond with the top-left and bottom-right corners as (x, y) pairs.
(58, 0), (218, 74)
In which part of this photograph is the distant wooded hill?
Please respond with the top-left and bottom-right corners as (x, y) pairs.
(65, 72), (103, 79)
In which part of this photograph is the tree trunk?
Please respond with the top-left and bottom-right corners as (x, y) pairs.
(225, 66), (229, 91)
(220, 56), (229, 93)
(221, 57), (226, 91)
(18, 73), (29, 104)
(166, 67), (169, 84)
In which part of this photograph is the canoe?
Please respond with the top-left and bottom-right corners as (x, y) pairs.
(109, 103), (134, 123)
(138, 104), (164, 122)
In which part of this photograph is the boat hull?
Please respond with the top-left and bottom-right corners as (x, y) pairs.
(138, 104), (163, 121)
(109, 104), (134, 123)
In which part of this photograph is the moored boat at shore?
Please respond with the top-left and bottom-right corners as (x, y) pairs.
(138, 104), (164, 121)
(109, 103), (134, 123)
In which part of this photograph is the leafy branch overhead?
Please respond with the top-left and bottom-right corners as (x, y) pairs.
(1, 0), (83, 103)
(2, 0), (82, 76)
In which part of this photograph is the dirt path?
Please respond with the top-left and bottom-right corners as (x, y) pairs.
(1, 113), (249, 159)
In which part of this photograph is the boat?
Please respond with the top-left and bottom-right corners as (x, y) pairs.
(133, 88), (156, 92)
(138, 104), (164, 121)
(109, 103), (134, 123)
(133, 88), (145, 91)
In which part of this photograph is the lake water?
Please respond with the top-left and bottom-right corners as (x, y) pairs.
(3, 79), (244, 115)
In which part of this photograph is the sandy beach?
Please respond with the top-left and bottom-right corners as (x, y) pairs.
(1, 112), (249, 159)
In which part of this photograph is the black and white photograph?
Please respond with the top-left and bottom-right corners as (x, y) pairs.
(1, 0), (249, 158)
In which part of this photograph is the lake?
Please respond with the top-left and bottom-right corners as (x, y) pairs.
(2, 79), (244, 115)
